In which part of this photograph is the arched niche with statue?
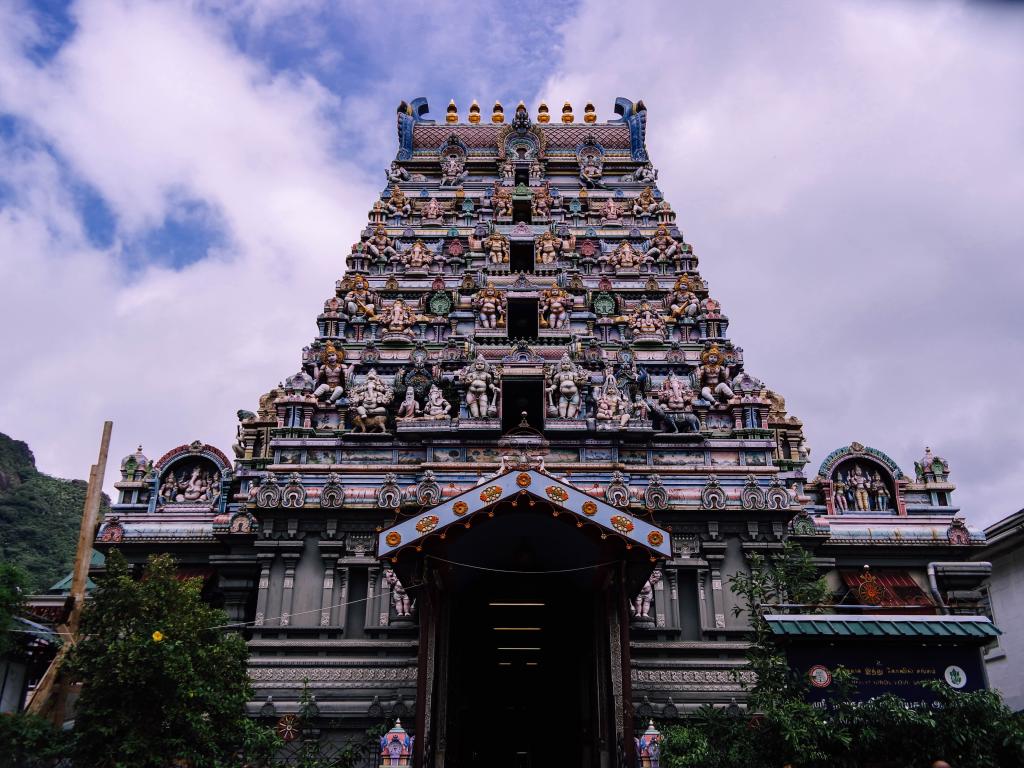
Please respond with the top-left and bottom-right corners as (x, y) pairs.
(817, 442), (905, 516)
(151, 440), (231, 513)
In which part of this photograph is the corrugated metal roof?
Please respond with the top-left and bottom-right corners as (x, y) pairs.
(765, 614), (1000, 639)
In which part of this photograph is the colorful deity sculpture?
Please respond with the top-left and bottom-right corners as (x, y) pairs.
(872, 471), (891, 511)
(596, 369), (632, 428)
(668, 276), (701, 319)
(384, 568), (413, 617)
(402, 239), (433, 271)
(500, 158), (515, 183)
(658, 372), (694, 411)
(628, 301), (667, 339)
(849, 465), (872, 511)
(383, 299), (417, 338)
(633, 186), (659, 217)
(349, 369), (394, 433)
(366, 223), (398, 262)
(579, 148), (606, 189)
(385, 184), (411, 218)
(545, 354), (588, 419)
(420, 197), (446, 221)
(632, 570), (662, 620)
(604, 240), (648, 272)
(474, 230), (509, 265)
(645, 224), (679, 261)
(833, 473), (850, 512)
(423, 384), (452, 419)
(440, 154), (467, 187)
(532, 183), (554, 218)
(600, 196), (623, 223)
(396, 387), (419, 419)
(313, 343), (349, 404)
(344, 275), (378, 318)
(491, 182), (514, 217)
(539, 283), (573, 330)
(535, 230), (564, 265)
(386, 160), (410, 184)
(696, 344), (735, 405)
(626, 162), (658, 184)
(457, 354), (500, 418)
(472, 283), (507, 329)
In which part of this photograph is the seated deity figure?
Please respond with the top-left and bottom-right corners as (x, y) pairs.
(383, 299), (417, 337)
(313, 343), (349, 404)
(420, 197), (445, 221)
(579, 152), (606, 189)
(349, 369), (394, 432)
(529, 158), (543, 183)
(385, 185), (412, 218)
(473, 283), (507, 329)
(695, 344), (736, 405)
(604, 241), (648, 272)
(396, 388), (420, 419)
(491, 183), (514, 217)
(668, 276), (701, 319)
(545, 354), (588, 419)
(531, 183), (554, 218)
(384, 569), (413, 617)
(365, 224), (398, 262)
(457, 354), (500, 418)
(628, 301), (667, 339)
(500, 158), (515, 184)
(181, 466), (210, 502)
(539, 284), (573, 330)
(645, 225), (680, 262)
(600, 197), (623, 223)
(535, 231), (564, 265)
(595, 371), (632, 428)
(632, 186), (659, 217)
(630, 162), (658, 184)
(386, 161), (410, 184)
(423, 384), (452, 419)
(478, 231), (510, 265)
(344, 276), (378, 318)
(871, 471), (891, 511)
(402, 239), (433, 271)
(833, 473), (849, 512)
(659, 372), (694, 411)
(849, 465), (871, 511)
(440, 155), (467, 187)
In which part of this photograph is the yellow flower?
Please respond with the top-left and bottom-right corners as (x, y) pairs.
(152, 630), (164, 642)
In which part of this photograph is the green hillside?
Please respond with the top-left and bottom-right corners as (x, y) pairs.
(0, 433), (109, 593)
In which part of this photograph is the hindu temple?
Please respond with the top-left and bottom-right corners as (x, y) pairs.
(99, 98), (995, 768)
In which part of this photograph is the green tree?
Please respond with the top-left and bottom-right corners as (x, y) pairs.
(65, 550), (262, 768)
(0, 562), (27, 656)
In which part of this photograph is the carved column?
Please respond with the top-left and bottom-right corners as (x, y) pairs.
(253, 554), (274, 628)
(279, 554), (299, 627)
(709, 562), (726, 631)
(320, 555), (338, 628)
(365, 565), (382, 630)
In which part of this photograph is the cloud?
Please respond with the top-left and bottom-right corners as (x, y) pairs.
(536, 0), (1024, 525)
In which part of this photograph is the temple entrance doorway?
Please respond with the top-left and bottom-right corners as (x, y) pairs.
(507, 298), (539, 340)
(501, 379), (544, 433)
(437, 508), (613, 768)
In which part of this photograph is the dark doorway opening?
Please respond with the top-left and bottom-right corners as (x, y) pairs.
(507, 298), (539, 340)
(515, 167), (529, 187)
(510, 241), (534, 273)
(513, 199), (532, 224)
(501, 379), (544, 433)
(442, 510), (609, 768)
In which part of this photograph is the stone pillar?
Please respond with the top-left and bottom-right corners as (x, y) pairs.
(709, 562), (726, 630)
(365, 564), (381, 630)
(279, 554), (299, 627)
(320, 555), (338, 628)
(253, 554), (274, 628)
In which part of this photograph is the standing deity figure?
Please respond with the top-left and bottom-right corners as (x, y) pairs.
(539, 283), (573, 330)
(480, 231), (510, 265)
(383, 299), (417, 337)
(402, 239), (433, 270)
(529, 158), (544, 183)
(314, 343), (349, 404)
(440, 155), (467, 187)
(545, 354), (588, 419)
(600, 197), (623, 223)
(632, 570), (662, 619)
(386, 161), (410, 184)
(385, 184), (411, 218)
(849, 465), (871, 511)
(605, 240), (647, 271)
(595, 369), (632, 428)
(632, 186), (660, 217)
(420, 197), (445, 221)
(535, 231), (567, 265)
(472, 283), (507, 329)
(349, 369), (394, 433)
(343, 275), (378, 318)
(668, 276), (701, 319)
(532, 183), (554, 218)
(695, 344), (736, 405)
(492, 183), (514, 217)
(396, 387), (420, 419)
(871, 471), (891, 511)
(366, 224), (399, 262)
(384, 569), (413, 617)
(423, 384), (452, 419)
(628, 301), (667, 339)
(645, 224), (679, 261)
(159, 472), (180, 503)
(458, 354), (500, 418)
(833, 473), (849, 512)
(500, 158), (515, 183)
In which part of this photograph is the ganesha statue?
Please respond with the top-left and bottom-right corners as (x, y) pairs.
(401, 239), (433, 271)
(348, 369), (394, 432)
(603, 240), (649, 272)
(628, 301), (667, 340)
(382, 299), (417, 338)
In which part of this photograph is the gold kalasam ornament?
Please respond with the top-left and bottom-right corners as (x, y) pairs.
(492, 102), (504, 124)
(468, 100), (481, 124)
(446, 99), (458, 123)
(584, 103), (596, 123)
(562, 101), (574, 123)
(537, 102), (550, 123)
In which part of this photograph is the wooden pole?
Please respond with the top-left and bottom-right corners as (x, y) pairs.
(25, 421), (112, 722)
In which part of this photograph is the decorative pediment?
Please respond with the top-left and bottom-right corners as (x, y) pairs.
(378, 469), (671, 559)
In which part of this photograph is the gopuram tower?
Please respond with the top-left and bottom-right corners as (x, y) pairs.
(101, 98), (989, 768)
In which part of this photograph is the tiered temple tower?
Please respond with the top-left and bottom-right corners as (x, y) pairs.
(100, 98), (990, 768)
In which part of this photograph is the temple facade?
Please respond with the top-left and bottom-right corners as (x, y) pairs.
(99, 98), (993, 768)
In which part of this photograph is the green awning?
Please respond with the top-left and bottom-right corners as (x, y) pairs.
(765, 614), (1000, 640)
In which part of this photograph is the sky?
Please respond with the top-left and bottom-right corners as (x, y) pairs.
(0, 0), (1022, 527)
